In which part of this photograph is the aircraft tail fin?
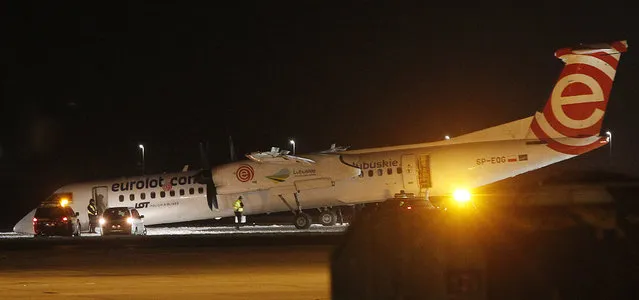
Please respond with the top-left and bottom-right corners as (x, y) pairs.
(452, 41), (628, 155)
(527, 40), (628, 155)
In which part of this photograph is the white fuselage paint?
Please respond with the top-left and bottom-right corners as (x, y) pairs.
(13, 138), (583, 234)
(13, 40), (624, 234)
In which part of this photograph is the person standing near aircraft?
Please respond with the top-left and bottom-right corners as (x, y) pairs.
(233, 196), (244, 229)
(87, 198), (98, 233)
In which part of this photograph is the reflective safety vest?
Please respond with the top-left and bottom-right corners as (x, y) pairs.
(233, 199), (244, 213)
(87, 203), (98, 216)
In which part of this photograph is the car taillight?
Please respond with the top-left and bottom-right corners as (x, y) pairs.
(32, 217), (37, 222)
(62, 217), (68, 222)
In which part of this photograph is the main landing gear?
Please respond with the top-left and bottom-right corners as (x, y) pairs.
(278, 193), (342, 229)
(279, 193), (312, 229)
(318, 208), (338, 226)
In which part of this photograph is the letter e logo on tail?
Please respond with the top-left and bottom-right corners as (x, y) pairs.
(530, 40), (628, 155)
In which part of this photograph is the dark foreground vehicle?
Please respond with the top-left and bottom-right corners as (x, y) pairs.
(33, 204), (81, 237)
(100, 207), (146, 236)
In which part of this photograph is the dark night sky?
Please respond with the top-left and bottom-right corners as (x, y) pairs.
(2, 2), (638, 229)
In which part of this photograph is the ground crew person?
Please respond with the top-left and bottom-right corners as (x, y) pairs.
(87, 198), (98, 233)
(233, 196), (244, 229)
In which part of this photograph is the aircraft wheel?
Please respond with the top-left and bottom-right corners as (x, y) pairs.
(319, 210), (337, 226)
(294, 213), (312, 229)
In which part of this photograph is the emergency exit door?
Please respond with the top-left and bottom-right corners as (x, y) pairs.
(92, 186), (108, 215)
(401, 154), (419, 194)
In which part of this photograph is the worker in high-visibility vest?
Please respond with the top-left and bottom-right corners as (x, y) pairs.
(233, 196), (244, 229)
(87, 198), (98, 233)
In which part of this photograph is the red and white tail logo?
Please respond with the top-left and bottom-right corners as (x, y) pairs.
(530, 40), (628, 155)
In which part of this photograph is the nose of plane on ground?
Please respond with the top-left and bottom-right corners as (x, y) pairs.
(13, 208), (36, 235)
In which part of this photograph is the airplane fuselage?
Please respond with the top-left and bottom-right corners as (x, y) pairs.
(13, 39), (627, 234)
(14, 136), (587, 234)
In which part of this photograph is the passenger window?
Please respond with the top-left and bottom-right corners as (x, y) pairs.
(198, 187), (204, 194)
(397, 167), (403, 174)
(179, 189), (185, 196)
(387, 168), (393, 175)
(377, 169), (383, 176)
(150, 192), (156, 199)
(170, 190), (176, 197)
(189, 188), (194, 195)
(160, 191), (166, 198)
(119, 195), (124, 202)
(141, 193), (146, 200)
(129, 194), (135, 201)
(368, 170), (374, 177)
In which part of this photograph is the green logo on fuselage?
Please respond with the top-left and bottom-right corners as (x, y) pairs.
(266, 168), (290, 183)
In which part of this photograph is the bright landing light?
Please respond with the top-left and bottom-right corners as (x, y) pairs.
(452, 189), (471, 204)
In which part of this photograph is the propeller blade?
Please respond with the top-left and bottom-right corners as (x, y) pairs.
(207, 184), (219, 210)
(199, 141), (210, 171)
(229, 135), (236, 162)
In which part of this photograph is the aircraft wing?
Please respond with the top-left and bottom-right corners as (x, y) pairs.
(246, 147), (315, 165)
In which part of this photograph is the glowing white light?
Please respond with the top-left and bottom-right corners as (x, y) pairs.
(289, 139), (296, 155)
(452, 189), (471, 204)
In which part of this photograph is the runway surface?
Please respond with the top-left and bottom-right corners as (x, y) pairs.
(0, 225), (346, 299)
(1, 224), (349, 239)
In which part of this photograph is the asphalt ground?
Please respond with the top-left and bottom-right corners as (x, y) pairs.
(0, 225), (345, 300)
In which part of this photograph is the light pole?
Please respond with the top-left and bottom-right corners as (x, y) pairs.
(605, 131), (612, 163)
(139, 144), (145, 174)
(289, 139), (296, 155)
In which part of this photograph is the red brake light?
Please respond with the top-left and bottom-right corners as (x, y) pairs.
(62, 217), (68, 221)
(407, 206), (412, 210)
(32, 217), (37, 222)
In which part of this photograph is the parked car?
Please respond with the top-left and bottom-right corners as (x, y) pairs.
(33, 203), (81, 237)
(99, 207), (146, 236)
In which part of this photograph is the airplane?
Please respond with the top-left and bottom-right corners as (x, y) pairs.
(14, 40), (629, 234)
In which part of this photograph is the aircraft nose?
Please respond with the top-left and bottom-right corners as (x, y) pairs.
(13, 208), (36, 234)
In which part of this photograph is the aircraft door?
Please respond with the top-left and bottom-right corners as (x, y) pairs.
(401, 154), (419, 194)
(91, 186), (108, 215)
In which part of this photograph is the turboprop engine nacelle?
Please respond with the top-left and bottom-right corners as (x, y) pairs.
(212, 153), (361, 195)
